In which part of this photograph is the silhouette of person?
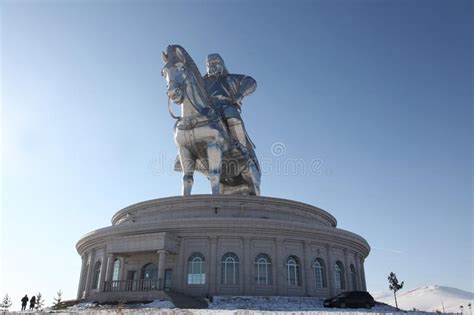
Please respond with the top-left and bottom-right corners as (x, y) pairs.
(29, 295), (36, 310)
(21, 295), (28, 311)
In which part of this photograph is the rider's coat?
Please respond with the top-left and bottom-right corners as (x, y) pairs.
(203, 73), (257, 120)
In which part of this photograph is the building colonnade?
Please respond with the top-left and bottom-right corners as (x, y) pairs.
(77, 250), (169, 299)
(77, 240), (366, 300)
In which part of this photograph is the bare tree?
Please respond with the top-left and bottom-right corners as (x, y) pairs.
(388, 272), (404, 310)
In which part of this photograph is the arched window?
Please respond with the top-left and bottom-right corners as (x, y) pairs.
(286, 256), (301, 287)
(112, 259), (120, 281)
(350, 264), (357, 290)
(92, 261), (101, 289)
(313, 258), (326, 288)
(187, 252), (206, 285)
(334, 261), (345, 289)
(221, 253), (239, 285)
(254, 254), (272, 285)
(142, 263), (158, 280)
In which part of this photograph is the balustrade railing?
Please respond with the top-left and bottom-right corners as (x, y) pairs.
(104, 279), (160, 292)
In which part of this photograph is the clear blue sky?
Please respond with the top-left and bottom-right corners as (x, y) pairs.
(1, 0), (472, 310)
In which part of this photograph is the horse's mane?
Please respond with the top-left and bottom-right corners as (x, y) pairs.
(166, 45), (209, 106)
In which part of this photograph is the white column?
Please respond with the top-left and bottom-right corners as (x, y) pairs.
(176, 237), (186, 289)
(360, 257), (367, 291)
(104, 254), (115, 291)
(354, 253), (362, 291)
(157, 250), (168, 290)
(243, 238), (251, 295)
(77, 254), (87, 299)
(84, 249), (95, 298)
(303, 241), (312, 296)
(209, 237), (217, 295)
(105, 254), (115, 282)
(275, 238), (284, 295)
(326, 245), (335, 297)
(119, 257), (126, 281)
(343, 249), (350, 290)
(98, 251), (108, 292)
(118, 257), (126, 291)
(176, 238), (185, 291)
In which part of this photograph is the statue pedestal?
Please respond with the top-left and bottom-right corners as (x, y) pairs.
(76, 195), (370, 302)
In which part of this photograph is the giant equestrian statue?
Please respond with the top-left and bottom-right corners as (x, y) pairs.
(161, 45), (261, 196)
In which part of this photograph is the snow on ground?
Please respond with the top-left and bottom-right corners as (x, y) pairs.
(61, 299), (175, 312)
(7, 292), (466, 314)
(206, 296), (417, 313)
(209, 296), (326, 311)
(144, 299), (175, 309)
(375, 285), (473, 313)
(55, 296), (448, 314)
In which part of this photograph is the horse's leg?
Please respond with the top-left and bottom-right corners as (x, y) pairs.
(207, 142), (222, 195)
(241, 161), (261, 196)
(178, 146), (195, 196)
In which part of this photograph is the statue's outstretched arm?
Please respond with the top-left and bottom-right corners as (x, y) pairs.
(232, 75), (256, 106)
(240, 76), (257, 97)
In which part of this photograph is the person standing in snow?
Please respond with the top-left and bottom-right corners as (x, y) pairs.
(29, 295), (36, 310)
(21, 294), (28, 311)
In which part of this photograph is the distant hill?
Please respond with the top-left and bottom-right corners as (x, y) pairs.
(374, 285), (473, 312)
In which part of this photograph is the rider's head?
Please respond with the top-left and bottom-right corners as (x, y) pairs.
(206, 53), (228, 77)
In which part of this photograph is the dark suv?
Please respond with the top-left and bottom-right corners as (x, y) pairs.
(323, 291), (375, 308)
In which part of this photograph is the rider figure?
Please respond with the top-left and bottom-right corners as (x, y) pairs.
(203, 53), (256, 156)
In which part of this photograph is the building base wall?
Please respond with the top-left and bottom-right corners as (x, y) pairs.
(76, 195), (370, 302)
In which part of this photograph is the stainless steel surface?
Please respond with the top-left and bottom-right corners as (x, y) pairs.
(161, 45), (261, 196)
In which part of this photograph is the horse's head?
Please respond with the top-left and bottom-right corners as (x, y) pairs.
(161, 46), (189, 104)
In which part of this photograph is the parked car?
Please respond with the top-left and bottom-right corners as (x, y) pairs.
(323, 291), (376, 308)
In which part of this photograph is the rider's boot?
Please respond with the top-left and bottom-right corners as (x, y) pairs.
(227, 118), (248, 158)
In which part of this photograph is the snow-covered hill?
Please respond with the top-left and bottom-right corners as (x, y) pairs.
(374, 285), (473, 312)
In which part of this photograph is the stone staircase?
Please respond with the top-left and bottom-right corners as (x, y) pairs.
(165, 291), (208, 309)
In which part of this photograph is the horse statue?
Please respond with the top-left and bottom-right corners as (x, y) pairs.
(161, 45), (261, 196)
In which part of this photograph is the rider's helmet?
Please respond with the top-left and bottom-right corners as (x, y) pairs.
(206, 53), (229, 77)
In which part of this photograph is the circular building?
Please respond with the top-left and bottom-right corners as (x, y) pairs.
(76, 195), (370, 303)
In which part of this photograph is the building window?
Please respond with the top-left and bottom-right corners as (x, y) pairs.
(221, 253), (239, 285)
(142, 263), (158, 280)
(187, 253), (206, 285)
(112, 259), (120, 281)
(350, 264), (357, 290)
(92, 261), (101, 289)
(335, 261), (345, 289)
(254, 254), (272, 285)
(313, 258), (326, 288)
(286, 256), (301, 287)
